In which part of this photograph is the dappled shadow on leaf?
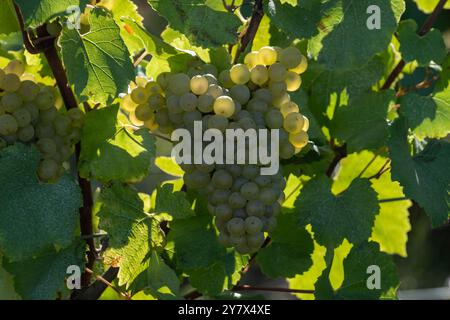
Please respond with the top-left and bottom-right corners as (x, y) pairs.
(399, 93), (437, 130)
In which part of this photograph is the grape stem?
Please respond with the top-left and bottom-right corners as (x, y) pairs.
(381, 0), (448, 90)
(233, 0), (264, 64)
(72, 267), (127, 300)
(15, 5), (97, 289)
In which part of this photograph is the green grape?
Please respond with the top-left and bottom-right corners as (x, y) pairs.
(155, 110), (170, 127)
(227, 218), (245, 236)
(266, 202), (281, 217)
(242, 165), (259, 179)
(290, 54), (308, 74)
(183, 110), (202, 125)
(36, 123), (55, 138)
(202, 74), (217, 85)
(2, 73), (21, 92)
(217, 232), (232, 247)
(180, 93), (198, 112)
(240, 182), (259, 200)
(212, 169), (233, 189)
(246, 199), (265, 217)
(250, 65), (269, 86)
(285, 71), (302, 92)
(0, 114), (18, 135)
(168, 73), (190, 95)
(244, 216), (263, 234)
(207, 114), (229, 132)
(283, 112), (305, 134)
(230, 85), (250, 105)
(230, 64), (250, 85)
(238, 117), (256, 130)
(289, 131), (309, 149)
(268, 63), (287, 82)
(135, 104), (154, 121)
(247, 233), (264, 248)
(197, 94), (214, 113)
(168, 112), (183, 125)
(23, 103), (39, 123)
(144, 118), (159, 131)
(207, 84), (224, 99)
(68, 127), (82, 143)
(247, 99), (268, 113)
(12, 108), (31, 127)
(38, 159), (60, 181)
(244, 51), (262, 69)
(280, 101), (299, 117)
(190, 75), (209, 95)
(60, 144), (72, 161)
(302, 116), (310, 131)
(218, 69), (234, 88)
(259, 188), (278, 205)
(18, 80), (40, 101)
(159, 125), (174, 134)
(235, 110), (251, 121)
(184, 170), (210, 189)
(166, 95), (181, 113)
(0, 104), (5, 115)
(129, 111), (144, 127)
(46, 21), (62, 36)
(233, 208), (247, 219)
(253, 88), (272, 103)
(254, 175), (271, 187)
(35, 91), (55, 110)
(279, 47), (303, 69)
(228, 192), (247, 209)
(264, 109), (283, 129)
(54, 115), (72, 136)
(1, 92), (23, 112)
(130, 87), (148, 104)
(279, 142), (295, 159)
(267, 217), (278, 233)
(145, 81), (163, 95)
(67, 108), (85, 126)
(195, 163), (215, 173)
(39, 106), (58, 123)
(215, 204), (233, 220)
(211, 189), (231, 205)
(272, 93), (290, 108)
(269, 81), (287, 97)
(156, 72), (172, 89)
(5, 60), (25, 76)
(37, 138), (57, 155)
(232, 177), (248, 192)
(230, 235), (247, 246)
(258, 46), (278, 66)
(0, 69), (4, 88)
(148, 94), (165, 110)
(121, 94), (138, 112)
(226, 164), (243, 178)
(213, 96), (235, 118)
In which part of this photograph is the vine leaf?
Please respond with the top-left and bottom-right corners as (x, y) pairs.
(315, 242), (398, 300)
(147, 0), (241, 48)
(313, 0), (404, 69)
(333, 90), (395, 153)
(2, 242), (85, 300)
(295, 176), (379, 249)
(15, 0), (89, 29)
(129, 251), (180, 299)
(97, 183), (164, 287)
(256, 211), (314, 278)
(59, 7), (134, 104)
(397, 20), (447, 66)
(332, 151), (411, 257)
(413, 0), (450, 14)
(265, 0), (322, 39)
(155, 184), (195, 220)
(389, 118), (450, 226)
(0, 0), (19, 35)
(0, 144), (81, 262)
(399, 90), (450, 140)
(79, 104), (155, 183)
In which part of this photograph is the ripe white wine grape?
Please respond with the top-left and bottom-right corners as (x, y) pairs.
(258, 46), (278, 66)
(179, 93), (198, 112)
(5, 60), (25, 76)
(285, 71), (302, 92)
(290, 54), (308, 74)
(2, 73), (21, 92)
(265, 109), (283, 129)
(280, 101), (299, 117)
(37, 159), (59, 181)
(213, 96), (235, 118)
(268, 63), (287, 82)
(2, 93), (23, 112)
(190, 75), (209, 95)
(230, 64), (250, 85)
(244, 51), (262, 69)
(0, 114), (18, 135)
(230, 85), (250, 105)
(169, 73), (190, 95)
(130, 87), (148, 104)
(279, 47), (303, 69)
(283, 112), (305, 133)
(289, 131), (309, 148)
(250, 65), (269, 86)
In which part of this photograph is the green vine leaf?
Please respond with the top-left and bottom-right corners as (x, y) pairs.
(256, 211), (314, 278)
(295, 176), (379, 249)
(79, 104), (156, 183)
(3, 242), (85, 300)
(155, 184), (195, 220)
(147, 0), (241, 48)
(0, 144), (81, 262)
(59, 7), (134, 104)
(0, 0), (20, 35)
(15, 0), (89, 29)
(389, 118), (450, 226)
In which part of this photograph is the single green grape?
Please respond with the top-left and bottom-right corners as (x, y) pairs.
(0, 114), (19, 136)
(230, 64), (250, 85)
(250, 65), (269, 86)
(213, 96), (235, 118)
(285, 71), (302, 92)
(190, 75), (209, 95)
(258, 46), (278, 66)
(279, 47), (303, 69)
(283, 112), (305, 134)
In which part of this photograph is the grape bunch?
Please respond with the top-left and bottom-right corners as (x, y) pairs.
(120, 46), (309, 253)
(0, 60), (84, 181)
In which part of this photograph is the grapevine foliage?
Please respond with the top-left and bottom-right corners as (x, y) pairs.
(0, 0), (449, 301)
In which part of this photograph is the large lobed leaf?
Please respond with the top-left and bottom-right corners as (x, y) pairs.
(59, 7), (134, 104)
(0, 144), (81, 262)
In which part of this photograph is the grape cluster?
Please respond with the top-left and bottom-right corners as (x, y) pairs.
(120, 46), (309, 253)
(0, 60), (84, 181)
